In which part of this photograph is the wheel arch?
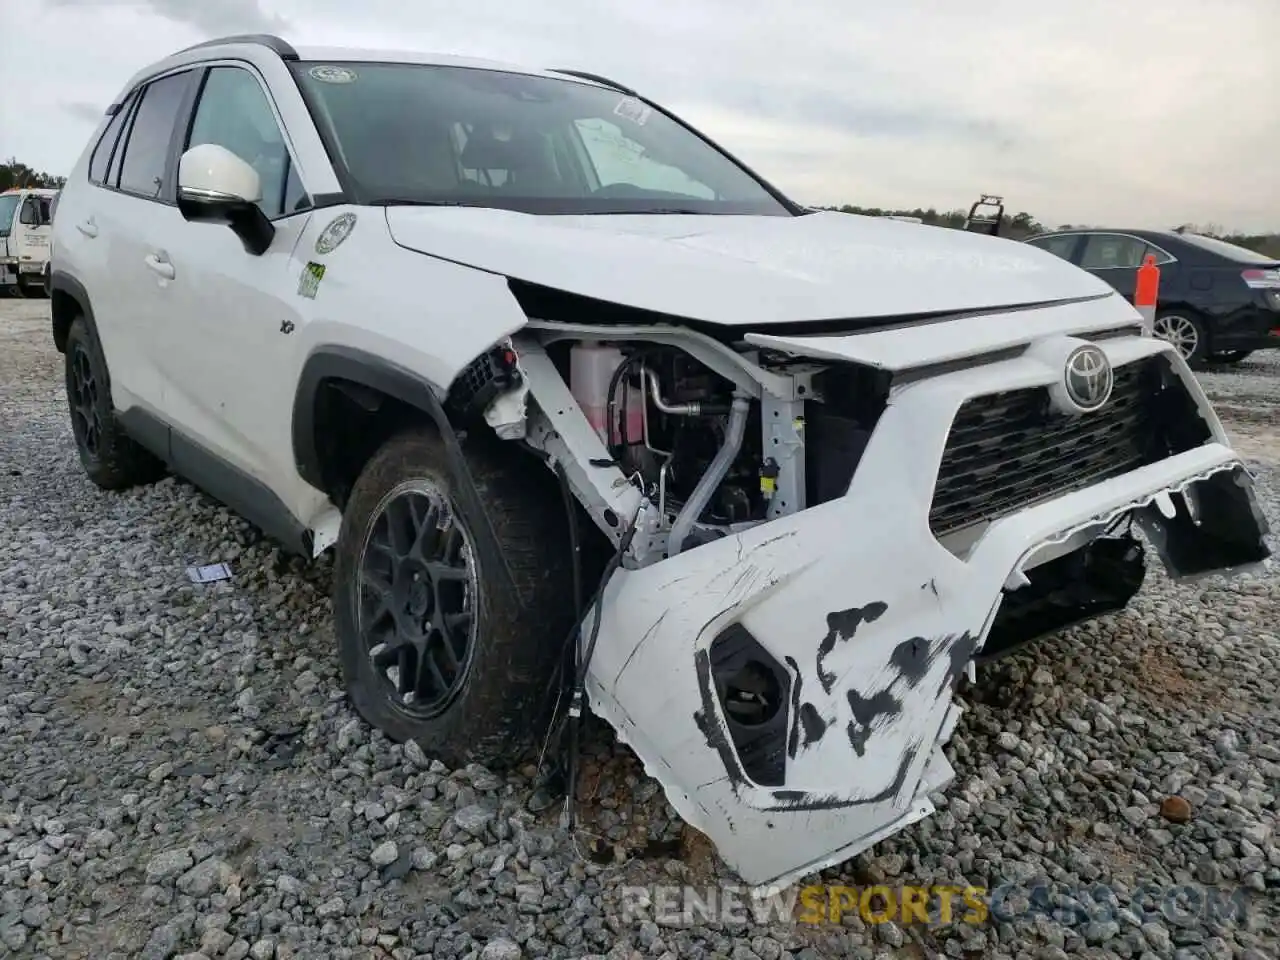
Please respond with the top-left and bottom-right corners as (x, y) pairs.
(49, 269), (97, 356)
(292, 344), (519, 593)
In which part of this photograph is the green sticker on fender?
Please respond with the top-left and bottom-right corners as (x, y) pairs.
(297, 261), (325, 299)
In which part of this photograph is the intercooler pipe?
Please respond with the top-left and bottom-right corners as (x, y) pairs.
(667, 393), (751, 557)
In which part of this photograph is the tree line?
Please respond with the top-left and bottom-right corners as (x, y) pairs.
(3, 156), (1276, 257)
(1, 158), (66, 192)
(822, 203), (1280, 257)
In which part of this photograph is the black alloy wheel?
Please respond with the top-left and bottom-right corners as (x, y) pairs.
(356, 479), (479, 718)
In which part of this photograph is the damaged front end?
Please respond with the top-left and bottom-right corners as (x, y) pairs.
(462, 291), (1271, 889)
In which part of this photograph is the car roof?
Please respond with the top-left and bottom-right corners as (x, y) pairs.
(293, 45), (566, 79)
(118, 36), (619, 104)
(1034, 227), (1181, 242)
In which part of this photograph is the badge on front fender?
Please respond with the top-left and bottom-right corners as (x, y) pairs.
(315, 213), (356, 255)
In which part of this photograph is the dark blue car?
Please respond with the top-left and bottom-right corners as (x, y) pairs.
(1025, 228), (1280, 366)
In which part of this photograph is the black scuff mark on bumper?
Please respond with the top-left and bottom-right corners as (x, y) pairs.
(890, 635), (931, 687)
(609, 609), (668, 696)
(784, 655), (804, 759)
(693, 648), (750, 789)
(798, 703), (827, 749)
(816, 601), (888, 693)
(934, 632), (979, 700)
(845, 688), (904, 757)
(766, 745), (921, 812)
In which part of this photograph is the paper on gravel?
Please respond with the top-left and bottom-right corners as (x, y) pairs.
(186, 562), (233, 583)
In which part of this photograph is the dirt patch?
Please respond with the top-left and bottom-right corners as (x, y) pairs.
(1135, 647), (1197, 698)
(62, 678), (215, 740)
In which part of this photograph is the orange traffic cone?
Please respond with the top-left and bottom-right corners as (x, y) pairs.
(1135, 254), (1160, 336)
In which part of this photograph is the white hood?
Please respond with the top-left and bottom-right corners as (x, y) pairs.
(385, 208), (1115, 327)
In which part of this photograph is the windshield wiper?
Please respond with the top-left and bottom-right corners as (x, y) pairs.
(580, 207), (716, 216)
(368, 198), (495, 208)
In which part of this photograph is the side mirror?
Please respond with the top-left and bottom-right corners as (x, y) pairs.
(177, 143), (275, 256)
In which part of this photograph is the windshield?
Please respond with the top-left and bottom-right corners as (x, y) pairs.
(291, 62), (794, 216)
(1178, 233), (1279, 265)
(0, 195), (19, 237)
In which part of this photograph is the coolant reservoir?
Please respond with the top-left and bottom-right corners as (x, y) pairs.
(570, 341), (644, 447)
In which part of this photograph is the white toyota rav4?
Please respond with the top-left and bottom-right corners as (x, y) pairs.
(50, 34), (1271, 887)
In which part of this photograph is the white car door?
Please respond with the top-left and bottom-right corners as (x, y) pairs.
(86, 68), (200, 419)
(143, 63), (313, 502)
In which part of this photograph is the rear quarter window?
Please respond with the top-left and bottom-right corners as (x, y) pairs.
(89, 96), (135, 186)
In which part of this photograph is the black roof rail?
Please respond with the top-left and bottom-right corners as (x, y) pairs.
(549, 69), (635, 95)
(177, 34), (299, 61)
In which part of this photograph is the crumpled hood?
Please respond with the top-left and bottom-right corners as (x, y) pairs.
(385, 208), (1114, 327)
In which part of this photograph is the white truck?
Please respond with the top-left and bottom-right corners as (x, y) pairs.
(0, 187), (57, 296)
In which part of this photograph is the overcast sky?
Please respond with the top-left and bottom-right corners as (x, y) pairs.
(4, 0), (1277, 232)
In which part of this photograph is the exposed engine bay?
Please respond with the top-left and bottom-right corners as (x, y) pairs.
(566, 341), (779, 547)
(486, 333), (892, 563)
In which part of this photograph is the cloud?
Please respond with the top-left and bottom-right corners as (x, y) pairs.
(47, 0), (287, 37)
(9, 0), (1280, 232)
(60, 101), (104, 123)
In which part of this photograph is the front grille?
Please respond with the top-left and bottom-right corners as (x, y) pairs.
(930, 357), (1185, 537)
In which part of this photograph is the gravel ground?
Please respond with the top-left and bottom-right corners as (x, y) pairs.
(2, 297), (1279, 960)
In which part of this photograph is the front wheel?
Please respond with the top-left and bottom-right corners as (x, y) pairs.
(332, 428), (575, 770)
(1152, 310), (1209, 367)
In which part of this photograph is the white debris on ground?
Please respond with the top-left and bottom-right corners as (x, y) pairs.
(1, 297), (1278, 960)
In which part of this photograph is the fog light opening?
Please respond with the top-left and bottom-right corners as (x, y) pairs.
(722, 660), (783, 727)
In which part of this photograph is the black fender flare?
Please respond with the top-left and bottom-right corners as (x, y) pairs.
(292, 344), (517, 594)
(49, 269), (99, 358)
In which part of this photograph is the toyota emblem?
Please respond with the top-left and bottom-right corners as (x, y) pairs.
(1063, 345), (1113, 412)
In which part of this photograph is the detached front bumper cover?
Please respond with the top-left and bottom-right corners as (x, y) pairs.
(585, 445), (1270, 889)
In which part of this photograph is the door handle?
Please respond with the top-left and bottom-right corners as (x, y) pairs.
(77, 219), (98, 238)
(144, 253), (175, 280)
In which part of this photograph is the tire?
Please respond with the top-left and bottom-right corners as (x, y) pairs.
(63, 316), (167, 490)
(1151, 309), (1210, 367)
(333, 427), (575, 770)
(1211, 350), (1253, 365)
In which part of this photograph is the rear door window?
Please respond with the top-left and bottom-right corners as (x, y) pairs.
(116, 70), (193, 201)
(1079, 234), (1148, 270)
(1026, 234), (1080, 261)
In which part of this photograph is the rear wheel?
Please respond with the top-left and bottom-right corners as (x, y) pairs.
(1152, 310), (1209, 366)
(333, 427), (574, 770)
(63, 317), (167, 489)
